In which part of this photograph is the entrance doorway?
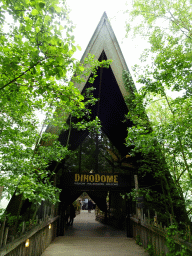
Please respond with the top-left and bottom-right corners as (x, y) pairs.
(58, 188), (133, 238)
(65, 192), (126, 238)
(56, 130), (134, 238)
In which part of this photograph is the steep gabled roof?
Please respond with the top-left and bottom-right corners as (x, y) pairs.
(58, 12), (134, 156)
(75, 12), (131, 97)
(45, 13), (132, 140)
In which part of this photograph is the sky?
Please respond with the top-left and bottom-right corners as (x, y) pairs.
(65, 0), (149, 89)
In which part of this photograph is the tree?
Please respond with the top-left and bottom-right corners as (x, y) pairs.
(124, 0), (192, 223)
(125, 0), (192, 96)
(146, 95), (192, 216)
(0, 0), (111, 207)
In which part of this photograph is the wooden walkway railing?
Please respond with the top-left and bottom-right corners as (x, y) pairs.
(131, 213), (192, 255)
(0, 215), (59, 256)
(95, 202), (192, 255)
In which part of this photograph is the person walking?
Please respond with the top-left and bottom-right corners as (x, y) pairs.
(66, 204), (70, 226)
(88, 200), (93, 213)
(69, 204), (76, 226)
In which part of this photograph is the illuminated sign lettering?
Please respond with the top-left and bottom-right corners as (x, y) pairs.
(74, 174), (118, 185)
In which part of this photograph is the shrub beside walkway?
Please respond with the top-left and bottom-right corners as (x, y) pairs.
(41, 210), (148, 256)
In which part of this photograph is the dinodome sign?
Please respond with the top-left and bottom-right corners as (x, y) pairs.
(74, 173), (118, 186)
(62, 173), (131, 189)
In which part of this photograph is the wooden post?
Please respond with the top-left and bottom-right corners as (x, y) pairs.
(3, 227), (9, 247)
(148, 209), (150, 224)
(36, 215), (39, 225)
(22, 221), (26, 233)
(0, 217), (6, 247)
(125, 194), (129, 237)
(57, 202), (65, 236)
(141, 208), (144, 221)
(134, 175), (141, 220)
(154, 211), (157, 227)
(126, 194), (133, 237)
(47, 206), (50, 217)
(44, 205), (47, 221)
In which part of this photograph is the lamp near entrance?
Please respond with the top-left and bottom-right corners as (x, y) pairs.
(25, 239), (30, 248)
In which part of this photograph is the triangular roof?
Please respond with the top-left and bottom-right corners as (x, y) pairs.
(58, 12), (134, 156)
(75, 12), (131, 97)
(45, 12), (132, 142)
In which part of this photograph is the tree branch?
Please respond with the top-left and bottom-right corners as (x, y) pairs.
(0, 58), (46, 91)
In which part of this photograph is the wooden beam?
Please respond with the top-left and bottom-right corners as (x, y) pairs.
(134, 175), (141, 220)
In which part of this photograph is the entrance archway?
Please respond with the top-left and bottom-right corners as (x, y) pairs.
(57, 172), (133, 237)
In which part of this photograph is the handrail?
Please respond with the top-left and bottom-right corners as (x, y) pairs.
(130, 216), (192, 252)
(0, 216), (59, 256)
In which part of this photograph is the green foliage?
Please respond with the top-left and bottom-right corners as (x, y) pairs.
(0, 212), (22, 227)
(0, 0), (112, 207)
(144, 226), (190, 256)
(123, 70), (190, 225)
(125, 187), (152, 202)
(136, 234), (142, 246)
(165, 225), (190, 256)
(17, 219), (38, 234)
(123, 0), (192, 223)
(145, 243), (156, 256)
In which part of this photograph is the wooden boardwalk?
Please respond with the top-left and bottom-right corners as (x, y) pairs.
(41, 210), (148, 256)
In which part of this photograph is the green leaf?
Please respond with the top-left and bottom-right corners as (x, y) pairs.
(39, 2), (45, 8)
(79, 66), (84, 72)
(32, 67), (36, 74)
(23, 16), (30, 21)
(26, 24), (32, 31)
(63, 43), (69, 53)
(44, 15), (51, 23)
(31, 9), (39, 15)
(35, 27), (41, 33)
(72, 45), (76, 52)
(55, 6), (61, 13)
(77, 45), (82, 51)
(59, 25), (64, 31)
